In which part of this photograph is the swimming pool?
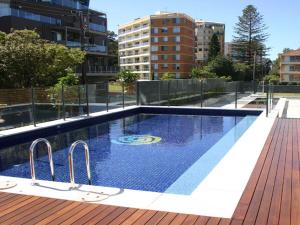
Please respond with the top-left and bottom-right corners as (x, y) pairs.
(0, 111), (258, 195)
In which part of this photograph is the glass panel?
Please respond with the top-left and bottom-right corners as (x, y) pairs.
(0, 88), (32, 130)
(86, 83), (107, 114)
(34, 87), (62, 124)
(108, 81), (124, 110)
(125, 82), (137, 107)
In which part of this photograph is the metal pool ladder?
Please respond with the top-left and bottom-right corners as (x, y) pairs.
(29, 138), (55, 184)
(68, 140), (92, 189)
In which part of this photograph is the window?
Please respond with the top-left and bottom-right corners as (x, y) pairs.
(173, 55), (180, 61)
(173, 18), (181, 24)
(151, 37), (158, 43)
(173, 36), (180, 42)
(175, 73), (180, 79)
(161, 27), (168, 33)
(162, 19), (169, 25)
(173, 45), (180, 51)
(173, 27), (180, 33)
(154, 72), (159, 80)
(162, 36), (168, 42)
(173, 64), (180, 70)
(161, 55), (168, 60)
(151, 55), (158, 61)
(161, 64), (168, 69)
(151, 46), (158, 52)
(153, 64), (158, 70)
(151, 28), (159, 34)
(161, 46), (169, 51)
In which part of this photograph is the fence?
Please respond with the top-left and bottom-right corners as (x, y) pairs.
(0, 79), (285, 131)
(0, 82), (136, 131)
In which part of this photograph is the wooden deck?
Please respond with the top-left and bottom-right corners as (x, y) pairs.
(0, 118), (299, 225)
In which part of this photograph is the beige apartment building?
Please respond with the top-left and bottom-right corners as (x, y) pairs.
(280, 49), (300, 82)
(195, 21), (225, 65)
(118, 12), (195, 80)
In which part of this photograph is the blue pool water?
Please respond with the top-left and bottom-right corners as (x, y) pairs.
(0, 114), (257, 194)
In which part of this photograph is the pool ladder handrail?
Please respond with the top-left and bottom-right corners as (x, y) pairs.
(68, 140), (92, 188)
(29, 138), (55, 184)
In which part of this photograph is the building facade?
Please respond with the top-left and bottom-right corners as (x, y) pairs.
(280, 49), (300, 82)
(0, 0), (117, 81)
(195, 21), (225, 65)
(118, 12), (195, 80)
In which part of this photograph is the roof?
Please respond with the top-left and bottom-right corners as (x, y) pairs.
(282, 49), (300, 56)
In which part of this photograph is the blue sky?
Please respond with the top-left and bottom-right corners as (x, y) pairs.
(90, 0), (300, 60)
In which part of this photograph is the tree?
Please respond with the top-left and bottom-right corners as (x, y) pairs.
(0, 30), (85, 88)
(234, 63), (252, 81)
(117, 69), (139, 86)
(107, 30), (118, 66)
(232, 5), (269, 64)
(206, 55), (235, 78)
(190, 67), (216, 79)
(208, 33), (221, 61)
(160, 72), (175, 80)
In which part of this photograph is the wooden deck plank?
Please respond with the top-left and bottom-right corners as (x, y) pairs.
(108, 208), (138, 225)
(59, 203), (100, 225)
(82, 205), (119, 224)
(267, 119), (289, 225)
(72, 204), (109, 225)
(291, 120), (300, 225)
(181, 214), (199, 225)
(243, 119), (284, 225)
(133, 210), (158, 225)
(0, 119), (298, 225)
(232, 119), (281, 221)
(95, 206), (127, 224)
(144, 211), (168, 225)
(279, 119), (293, 225)
(0, 198), (56, 224)
(254, 119), (286, 225)
(156, 212), (178, 225)
(21, 200), (73, 225)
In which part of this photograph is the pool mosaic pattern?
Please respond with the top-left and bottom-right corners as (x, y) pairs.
(0, 114), (256, 194)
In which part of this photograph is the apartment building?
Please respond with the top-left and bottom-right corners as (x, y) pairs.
(0, 0), (117, 81)
(118, 12), (195, 80)
(195, 21), (225, 65)
(280, 49), (300, 82)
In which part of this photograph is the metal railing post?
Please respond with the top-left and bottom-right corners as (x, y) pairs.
(235, 82), (238, 109)
(85, 83), (89, 116)
(31, 87), (36, 127)
(200, 80), (203, 108)
(106, 81), (109, 112)
(266, 85), (269, 117)
(122, 81), (125, 109)
(62, 85), (66, 120)
(136, 81), (140, 106)
(167, 80), (170, 107)
(158, 81), (161, 106)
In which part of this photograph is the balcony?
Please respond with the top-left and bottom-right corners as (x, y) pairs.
(119, 43), (150, 52)
(76, 65), (119, 76)
(119, 25), (150, 37)
(119, 34), (150, 44)
(89, 23), (107, 33)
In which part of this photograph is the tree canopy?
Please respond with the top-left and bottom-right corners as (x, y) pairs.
(208, 33), (221, 61)
(232, 5), (269, 64)
(0, 30), (85, 88)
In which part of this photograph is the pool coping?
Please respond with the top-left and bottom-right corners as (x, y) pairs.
(0, 104), (282, 218)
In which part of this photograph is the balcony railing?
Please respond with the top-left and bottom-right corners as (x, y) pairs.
(76, 66), (119, 74)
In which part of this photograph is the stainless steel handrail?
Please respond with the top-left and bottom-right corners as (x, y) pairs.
(29, 138), (55, 184)
(68, 140), (92, 188)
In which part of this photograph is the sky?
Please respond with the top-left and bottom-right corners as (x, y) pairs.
(90, 0), (300, 60)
